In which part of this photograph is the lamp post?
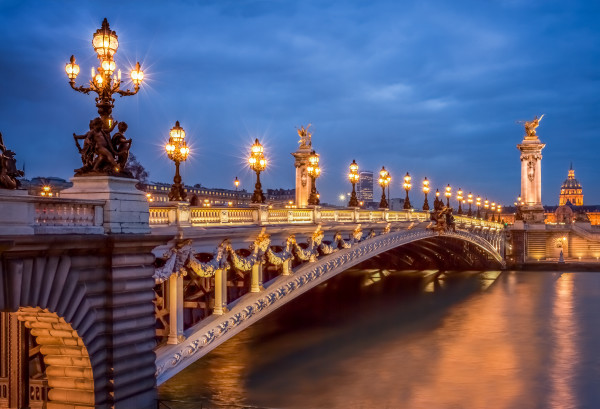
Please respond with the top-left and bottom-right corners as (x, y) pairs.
(445, 184), (452, 207)
(422, 177), (430, 211)
(434, 188), (441, 209)
(484, 198), (489, 220)
(165, 121), (190, 202)
(457, 188), (463, 214)
(403, 172), (412, 209)
(65, 18), (144, 131)
(378, 167), (390, 209)
(497, 205), (503, 223)
(348, 159), (360, 207)
(467, 192), (473, 216)
(234, 176), (240, 205)
(248, 139), (267, 204)
(491, 202), (496, 222)
(307, 150), (321, 205)
(476, 196), (482, 218)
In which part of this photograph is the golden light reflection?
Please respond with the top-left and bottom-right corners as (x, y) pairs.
(549, 274), (577, 409)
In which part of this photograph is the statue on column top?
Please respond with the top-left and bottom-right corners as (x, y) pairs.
(297, 124), (312, 148)
(523, 114), (544, 139)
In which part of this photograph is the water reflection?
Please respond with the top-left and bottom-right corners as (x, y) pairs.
(159, 270), (600, 409)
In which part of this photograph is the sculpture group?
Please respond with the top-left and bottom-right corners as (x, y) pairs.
(0, 132), (24, 189)
(73, 118), (132, 176)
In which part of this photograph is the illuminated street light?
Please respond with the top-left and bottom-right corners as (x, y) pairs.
(348, 159), (360, 207)
(434, 188), (441, 209)
(467, 192), (473, 217)
(403, 172), (412, 209)
(491, 202), (496, 222)
(234, 176), (240, 190)
(65, 18), (144, 130)
(445, 184), (452, 207)
(484, 198), (489, 220)
(476, 196), (482, 219)
(378, 167), (390, 209)
(307, 150), (321, 205)
(165, 121), (190, 202)
(422, 177), (430, 211)
(457, 188), (463, 215)
(497, 204), (502, 223)
(248, 138), (267, 204)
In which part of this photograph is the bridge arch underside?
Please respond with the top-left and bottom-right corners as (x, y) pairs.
(156, 230), (503, 384)
(358, 236), (503, 271)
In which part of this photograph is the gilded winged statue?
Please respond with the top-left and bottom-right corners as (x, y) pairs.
(297, 124), (312, 148)
(523, 114), (544, 138)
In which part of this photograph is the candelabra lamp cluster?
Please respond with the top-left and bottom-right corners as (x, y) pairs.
(457, 188), (463, 214)
(422, 177), (430, 210)
(467, 192), (473, 216)
(403, 172), (412, 209)
(378, 167), (391, 209)
(165, 121), (190, 201)
(65, 18), (144, 177)
(307, 150), (321, 205)
(348, 160), (360, 207)
(445, 184), (452, 207)
(248, 139), (267, 204)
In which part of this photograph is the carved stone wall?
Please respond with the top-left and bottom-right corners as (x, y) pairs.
(0, 234), (165, 409)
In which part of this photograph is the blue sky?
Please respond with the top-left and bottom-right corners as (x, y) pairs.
(0, 0), (599, 205)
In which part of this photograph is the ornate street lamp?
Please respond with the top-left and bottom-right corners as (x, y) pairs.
(445, 184), (452, 207)
(457, 188), (463, 214)
(403, 172), (412, 209)
(165, 121), (190, 202)
(491, 202), (496, 222)
(422, 177), (430, 211)
(233, 176), (240, 205)
(378, 167), (390, 209)
(467, 192), (473, 216)
(484, 198), (490, 220)
(476, 196), (482, 218)
(434, 188), (441, 209)
(348, 159), (360, 207)
(248, 138), (267, 204)
(65, 18), (144, 131)
(497, 205), (503, 223)
(307, 150), (321, 205)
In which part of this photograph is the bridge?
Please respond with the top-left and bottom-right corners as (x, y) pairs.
(0, 188), (504, 408)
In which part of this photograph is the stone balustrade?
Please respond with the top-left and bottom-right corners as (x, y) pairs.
(0, 191), (104, 235)
(149, 203), (505, 230)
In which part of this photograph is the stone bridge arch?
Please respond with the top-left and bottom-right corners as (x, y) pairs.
(0, 235), (164, 409)
(156, 228), (504, 384)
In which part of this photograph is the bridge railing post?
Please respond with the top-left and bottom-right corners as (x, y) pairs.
(382, 209), (389, 222)
(312, 206), (321, 224)
(167, 274), (184, 345)
(213, 268), (228, 315)
(353, 208), (359, 223)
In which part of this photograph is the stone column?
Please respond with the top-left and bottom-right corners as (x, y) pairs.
(250, 260), (263, 293)
(291, 146), (313, 208)
(167, 274), (184, 344)
(517, 132), (546, 223)
(213, 269), (228, 315)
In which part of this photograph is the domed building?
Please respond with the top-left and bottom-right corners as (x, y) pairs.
(559, 164), (583, 206)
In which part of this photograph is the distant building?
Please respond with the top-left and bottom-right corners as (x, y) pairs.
(20, 177), (72, 197)
(559, 164), (583, 206)
(358, 171), (373, 202)
(144, 183), (294, 207)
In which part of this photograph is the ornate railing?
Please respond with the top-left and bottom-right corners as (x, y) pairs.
(0, 194), (105, 235)
(149, 204), (505, 230)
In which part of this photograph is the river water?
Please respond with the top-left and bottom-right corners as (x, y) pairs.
(159, 270), (600, 409)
